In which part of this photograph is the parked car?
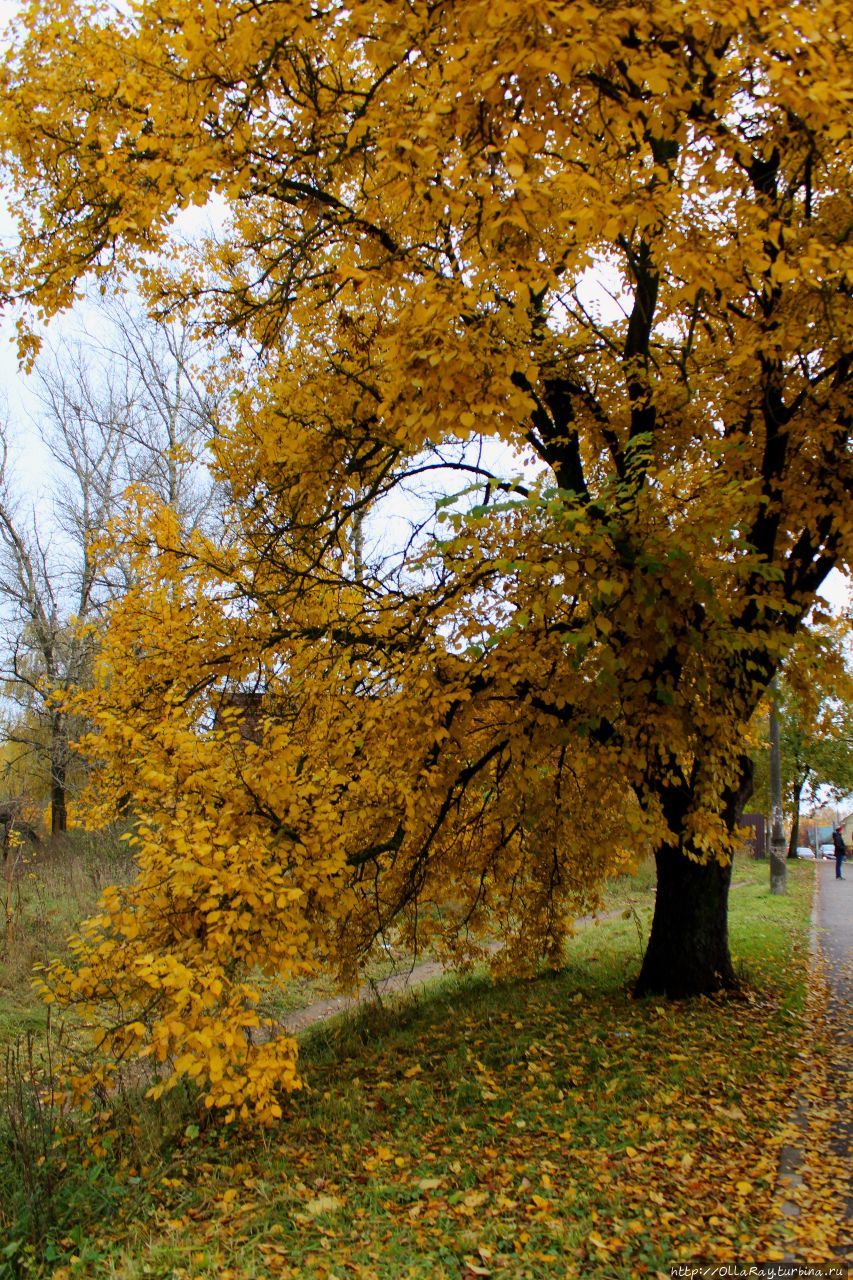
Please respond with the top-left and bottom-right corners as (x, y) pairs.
(796, 847), (816, 860)
(818, 843), (836, 860)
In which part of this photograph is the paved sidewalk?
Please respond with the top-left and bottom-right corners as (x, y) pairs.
(767, 861), (851, 1262)
(815, 860), (852, 1232)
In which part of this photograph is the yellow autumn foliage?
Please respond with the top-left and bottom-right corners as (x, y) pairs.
(2, 0), (850, 1118)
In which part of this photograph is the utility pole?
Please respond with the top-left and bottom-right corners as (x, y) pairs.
(353, 510), (365, 585)
(769, 677), (787, 895)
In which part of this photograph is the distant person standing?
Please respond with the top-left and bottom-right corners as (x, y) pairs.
(831, 827), (846, 880)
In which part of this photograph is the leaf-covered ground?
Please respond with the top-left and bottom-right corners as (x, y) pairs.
(20, 859), (846, 1279)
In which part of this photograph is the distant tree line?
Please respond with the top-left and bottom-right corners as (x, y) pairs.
(0, 301), (224, 833)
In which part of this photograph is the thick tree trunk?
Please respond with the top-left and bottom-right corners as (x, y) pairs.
(634, 755), (753, 999)
(634, 846), (736, 996)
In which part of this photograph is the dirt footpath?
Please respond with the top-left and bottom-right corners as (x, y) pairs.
(280, 907), (629, 1034)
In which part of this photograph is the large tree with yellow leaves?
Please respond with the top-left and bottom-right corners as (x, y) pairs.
(1, 0), (850, 1120)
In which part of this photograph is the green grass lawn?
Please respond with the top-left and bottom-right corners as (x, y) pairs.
(1, 850), (825, 1279)
(0, 832), (135, 1047)
(0, 840), (658, 1044)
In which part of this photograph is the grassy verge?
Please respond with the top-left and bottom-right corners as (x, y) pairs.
(0, 855), (822, 1279)
(0, 839), (658, 1042)
(258, 855), (661, 1024)
(598, 856), (657, 913)
(0, 831), (134, 1047)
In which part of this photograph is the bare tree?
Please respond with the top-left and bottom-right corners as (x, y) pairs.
(101, 302), (223, 534)
(0, 303), (222, 832)
(0, 423), (107, 833)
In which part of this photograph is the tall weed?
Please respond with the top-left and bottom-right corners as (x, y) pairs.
(0, 1016), (73, 1274)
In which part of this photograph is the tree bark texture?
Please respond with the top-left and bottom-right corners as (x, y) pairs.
(634, 846), (736, 997)
(51, 770), (67, 834)
(50, 716), (67, 835)
(634, 755), (753, 998)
